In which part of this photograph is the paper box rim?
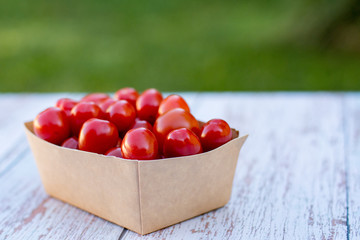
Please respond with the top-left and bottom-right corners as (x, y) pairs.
(24, 120), (244, 161)
(24, 121), (248, 235)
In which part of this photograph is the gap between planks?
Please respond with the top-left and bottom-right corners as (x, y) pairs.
(342, 95), (351, 240)
(343, 94), (360, 240)
(118, 229), (128, 240)
(0, 93), (353, 239)
(122, 93), (348, 239)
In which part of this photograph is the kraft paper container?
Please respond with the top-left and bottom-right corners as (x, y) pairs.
(24, 121), (247, 235)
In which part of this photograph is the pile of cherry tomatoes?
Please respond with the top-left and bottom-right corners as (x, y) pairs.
(33, 88), (233, 160)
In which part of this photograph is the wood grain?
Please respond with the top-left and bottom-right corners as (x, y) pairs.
(0, 93), (353, 239)
(344, 94), (360, 240)
(0, 93), (199, 240)
(0, 148), (124, 240)
(0, 94), (124, 240)
(123, 93), (348, 239)
(0, 94), (72, 176)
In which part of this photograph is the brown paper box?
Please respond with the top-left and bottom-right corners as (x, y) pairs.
(24, 121), (247, 235)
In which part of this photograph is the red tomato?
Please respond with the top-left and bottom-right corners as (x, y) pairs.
(61, 137), (79, 149)
(153, 108), (200, 148)
(79, 118), (119, 154)
(99, 98), (116, 119)
(70, 102), (102, 136)
(121, 128), (158, 160)
(55, 98), (78, 117)
(136, 88), (163, 124)
(105, 147), (123, 158)
(81, 93), (110, 104)
(107, 100), (136, 133)
(33, 107), (70, 145)
(130, 118), (153, 131)
(158, 94), (190, 116)
(114, 87), (139, 108)
(200, 119), (233, 151)
(163, 128), (202, 157)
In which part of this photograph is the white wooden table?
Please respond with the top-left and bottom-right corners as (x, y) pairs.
(0, 92), (359, 240)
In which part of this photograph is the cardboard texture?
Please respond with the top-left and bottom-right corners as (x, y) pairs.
(24, 121), (247, 235)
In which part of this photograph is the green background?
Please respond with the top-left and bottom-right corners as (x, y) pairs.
(1, 0), (359, 92)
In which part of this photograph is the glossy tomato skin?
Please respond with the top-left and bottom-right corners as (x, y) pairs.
(136, 88), (163, 124)
(105, 147), (123, 158)
(153, 108), (200, 148)
(34, 107), (71, 145)
(79, 118), (119, 154)
(107, 100), (136, 133)
(121, 128), (158, 160)
(61, 137), (79, 149)
(130, 118), (153, 131)
(114, 87), (139, 108)
(163, 128), (202, 158)
(81, 93), (110, 104)
(55, 98), (78, 117)
(70, 102), (102, 136)
(158, 94), (190, 116)
(99, 98), (116, 119)
(200, 119), (232, 151)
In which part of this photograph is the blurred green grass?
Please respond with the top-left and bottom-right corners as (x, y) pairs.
(0, 0), (359, 92)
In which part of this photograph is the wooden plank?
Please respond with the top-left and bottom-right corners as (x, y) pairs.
(0, 95), (32, 157)
(0, 93), (199, 239)
(0, 94), (66, 175)
(345, 93), (360, 240)
(0, 93), (350, 239)
(123, 93), (348, 239)
(0, 92), (197, 239)
(0, 92), (198, 176)
(0, 93), (200, 240)
(0, 92), (197, 168)
(0, 143), (124, 239)
(0, 94), (124, 239)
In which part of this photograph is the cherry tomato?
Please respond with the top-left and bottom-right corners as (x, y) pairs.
(121, 128), (158, 160)
(81, 93), (110, 104)
(70, 102), (102, 136)
(61, 137), (79, 149)
(130, 118), (153, 131)
(33, 107), (70, 145)
(105, 147), (123, 158)
(55, 98), (78, 117)
(99, 98), (116, 119)
(163, 128), (202, 158)
(107, 100), (136, 133)
(114, 87), (139, 108)
(153, 108), (200, 148)
(79, 118), (119, 154)
(200, 119), (233, 151)
(158, 94), (190, 116)
(136, 88), (163, 124)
